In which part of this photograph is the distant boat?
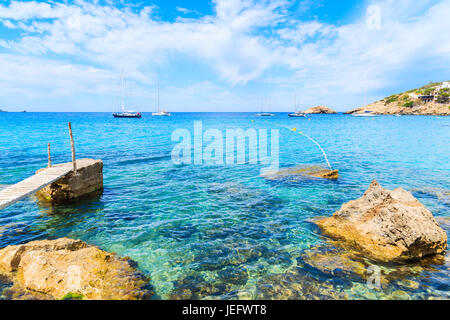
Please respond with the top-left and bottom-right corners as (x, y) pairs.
(256, 113), (277, 117)
(113, 73), (142, 118)
(288, 111), (306, 117)
(152, 80), (171, 116)
(352, 87), (378, 117)
(288, 94), (306, 117)
(256, 98), (276, 116)
(113, 110), (142, 118)
(352, 111), (378, 117)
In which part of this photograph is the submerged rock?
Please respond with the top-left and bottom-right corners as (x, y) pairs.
(316, 180), (447, 262)
(261, 165), (339, 180)
(170, 274), (230, 300)
(0, 238), (152, 300)
(299, 247), (368, 282)
(254, 268), (349, 300)
(218, 266), (248, 286)
(309, 169), (339, 179)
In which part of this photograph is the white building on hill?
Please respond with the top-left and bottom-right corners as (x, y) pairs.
(438, 81), (450, 90)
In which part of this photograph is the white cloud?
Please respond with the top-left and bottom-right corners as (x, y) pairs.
(277, 21), (335, 44)
(0, 0), (285, 85)
(0, 53), (114, 97)
(0, 0), (449, 111)
(272, 0), (450, 106)
(176, 7), (202, 16)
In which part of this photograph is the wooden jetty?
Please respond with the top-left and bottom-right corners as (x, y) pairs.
(0, 122), (102, 210)
(0, 165), (72, 210)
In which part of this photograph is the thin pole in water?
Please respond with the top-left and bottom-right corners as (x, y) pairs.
(68, 122), (77, 174)
(47, 143), (52, 168)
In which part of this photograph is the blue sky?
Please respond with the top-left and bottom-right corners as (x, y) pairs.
(0, 0), (449, 112)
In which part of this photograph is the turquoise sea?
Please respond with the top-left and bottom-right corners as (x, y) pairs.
(0, 112), (449, 300)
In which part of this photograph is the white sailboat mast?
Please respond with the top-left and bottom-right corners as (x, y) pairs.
(157, 79), (160, 113)
(364, 87), (367, 107)
(294, 93), (297, 112)
(121, 72), (125, 112)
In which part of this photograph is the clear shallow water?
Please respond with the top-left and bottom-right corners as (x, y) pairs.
(0, 112), (449, 300)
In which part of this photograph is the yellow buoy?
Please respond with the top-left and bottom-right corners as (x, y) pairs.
(292, 128), (297, 131)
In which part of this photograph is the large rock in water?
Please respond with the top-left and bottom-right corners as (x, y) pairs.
(0, 238), (152, 300)
(303, 106), (337, 114)
(316, 181), (447, 262)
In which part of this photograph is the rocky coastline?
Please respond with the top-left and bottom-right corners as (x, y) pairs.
(346, 100), (449, 115)
(346, 81), (450, 115)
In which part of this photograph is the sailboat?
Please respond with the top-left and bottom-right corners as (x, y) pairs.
(352, 86), (378, 117)
(152, 80), (171, 116)
(352, 111), (378, 117)
(256, 98), (276, 116)
(113, 73), (142, 118)
(288, 94), (306, 117)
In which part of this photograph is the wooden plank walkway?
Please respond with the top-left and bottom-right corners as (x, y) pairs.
(0, 165), (72, 210)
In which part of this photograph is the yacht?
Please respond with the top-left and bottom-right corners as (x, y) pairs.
(288, 111), (306, 117)
(256, 112), (277, 117)
(352, 110), (378, 117)
(352, 87), (378, 117)
(288, 94), (306, 117)
(113, 73), (142, 118)
(152, 80), (171, 116)
(255, 98), (276, 116)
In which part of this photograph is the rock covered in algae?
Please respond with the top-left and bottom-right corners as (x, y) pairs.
(0, 238), (152, 300)
(316, 180), (447, 262)
(309, 169), (339, 179)
(261, 165), (339, 180)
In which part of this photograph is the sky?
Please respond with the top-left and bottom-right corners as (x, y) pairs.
(0, 0), (449, 112)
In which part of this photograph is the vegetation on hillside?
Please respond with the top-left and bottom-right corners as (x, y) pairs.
(380, 81), (449, 106)
(437, 88), (449, 103)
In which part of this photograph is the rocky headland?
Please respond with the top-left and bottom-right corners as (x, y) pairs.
(316, 180), (447, 262)
(303, 106), (337, 114)
(346, 81), (450, 115)
(0, 238), (152, 300)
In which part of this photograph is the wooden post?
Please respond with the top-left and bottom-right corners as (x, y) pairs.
(68, 122), (77, 174)
(47, 143), (52, 167)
